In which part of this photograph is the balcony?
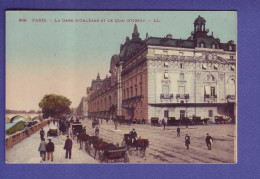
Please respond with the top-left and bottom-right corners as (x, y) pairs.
(176, 94), (189, 99)
(226, 95), (236, 102)
(160, 94), (173, 100)
(204, 94), (217, 98)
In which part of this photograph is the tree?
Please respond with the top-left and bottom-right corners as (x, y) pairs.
(38, 94), (71, 119)
(109, 104), (117, 130)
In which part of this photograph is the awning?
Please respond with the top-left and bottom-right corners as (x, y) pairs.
(204, 86), (210, 95)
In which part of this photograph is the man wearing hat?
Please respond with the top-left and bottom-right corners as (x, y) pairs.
(205, 133), (213, 150)
(64, 135), (73, 159)
(46, 138), (55, 161)
(130, 128), (137, 144)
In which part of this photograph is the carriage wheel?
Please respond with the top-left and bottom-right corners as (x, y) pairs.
(124, 153), (129, 163)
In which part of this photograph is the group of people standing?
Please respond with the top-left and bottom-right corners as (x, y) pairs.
(38, 128), (55, 162)
(176, 127), (213, 150)
(38, 126), (73, 162)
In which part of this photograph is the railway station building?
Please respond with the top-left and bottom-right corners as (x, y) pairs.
(87, 16), (236, 123)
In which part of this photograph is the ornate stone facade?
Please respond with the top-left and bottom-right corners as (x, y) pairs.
(87, 16), (236, 123)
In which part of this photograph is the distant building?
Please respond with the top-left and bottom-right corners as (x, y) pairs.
(87, 16), (236, 123)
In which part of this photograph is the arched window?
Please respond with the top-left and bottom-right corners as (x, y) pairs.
(211, 75), (215, 81)
(227, 79), (236, 95)
(199, 42), (205, 48)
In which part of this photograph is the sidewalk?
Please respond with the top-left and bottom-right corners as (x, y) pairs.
(6, 123), (98, 164)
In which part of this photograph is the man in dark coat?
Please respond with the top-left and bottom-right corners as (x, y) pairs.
(64, 136), (73, 159)
(46, 139), (55, 161)
(130, 128), (137, 144)
(40, 128), (45, 140)
(177, 126), (180, 137)
(205, 133), (213, 150)
(162, 118), (166, 130)
(185, 134), (190, 150)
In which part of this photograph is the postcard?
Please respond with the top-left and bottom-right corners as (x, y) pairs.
(5, 11), (237, 164)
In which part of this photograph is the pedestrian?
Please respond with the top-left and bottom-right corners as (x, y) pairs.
(185, 134), (190, 150)
(95, 127), (99, 137)
(46, 138), (55, 161)
(38, 138), (47, 161)
(40, 128), (45, 140)
(205, 133), (213, 150)
(162, 118), (166, 130)
(24, 125), (29, 137)
(64, 135), (73, 159)
(53, 118), (56, 125)
(47, 120), (50, 127)
(177, 126), (180, 137)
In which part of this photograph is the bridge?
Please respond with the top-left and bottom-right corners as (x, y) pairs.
(6, 113), (42, 123)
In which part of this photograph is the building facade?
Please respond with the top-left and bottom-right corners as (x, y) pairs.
(87, 16), (236, 123)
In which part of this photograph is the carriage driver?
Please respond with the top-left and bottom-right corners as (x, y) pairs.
(130, 128), (137, 144)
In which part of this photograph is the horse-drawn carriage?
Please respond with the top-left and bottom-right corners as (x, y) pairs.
(123, 134), (149, 157)
(215, 116), (231, 124)
(70, 123), (84, 139)
(101, 146), (129, 163)
(151, 117), (160, 126)
(47, 126), (58, 137)
(167, 117), (180, 126)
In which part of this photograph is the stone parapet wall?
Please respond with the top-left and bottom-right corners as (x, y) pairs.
(5, 118), (52, 150)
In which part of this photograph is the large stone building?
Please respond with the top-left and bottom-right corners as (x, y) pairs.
(87, 16), (236, 123)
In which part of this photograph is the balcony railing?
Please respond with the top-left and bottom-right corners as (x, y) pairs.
(176, 94), (189, 99)
(122, 95), (143, 103)
(204, 94), (217, 98)
(160, 94), (173, 99)
(226, 95), (236, 102)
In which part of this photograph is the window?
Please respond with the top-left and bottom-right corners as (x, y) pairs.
(204, 86), (210, 95)
(211, 75), (215, 81)
(164, 62), (169, 67)
(230, 56), (234, 60)
(127, 88), (129, 98)
(180, 73), (184, 80)
(135, 86), (138, 96)
(179, 86), (185, 95)
(209, 110), (213, 117)
(180, 110), (185, 119)
(211, 87), (215, 96)
(200, 42), (205, 48)
(162, 83), (169, 94)
(164, 72), (169, 79)
(180, 63), (184, 69)
(163, 50), (168, 55)
(140, 74), (142, 82)
(212, 44), (216, 49)
(164, 110), (169, 118)
(131, 87), (133, 97)
(140, 85), (143, 95)
(229, 45), (233, 51)
(214, 64), (218, 70)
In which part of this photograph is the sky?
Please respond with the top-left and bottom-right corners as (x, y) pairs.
(6, 11), (237, 111)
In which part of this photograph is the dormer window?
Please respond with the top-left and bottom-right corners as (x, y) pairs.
(164, 72), (169, 79)
(229, 45), (233, 51)
(212, 44), (216, 49)
(199, 42), (205, 48)
(231, 66), (235, 71)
